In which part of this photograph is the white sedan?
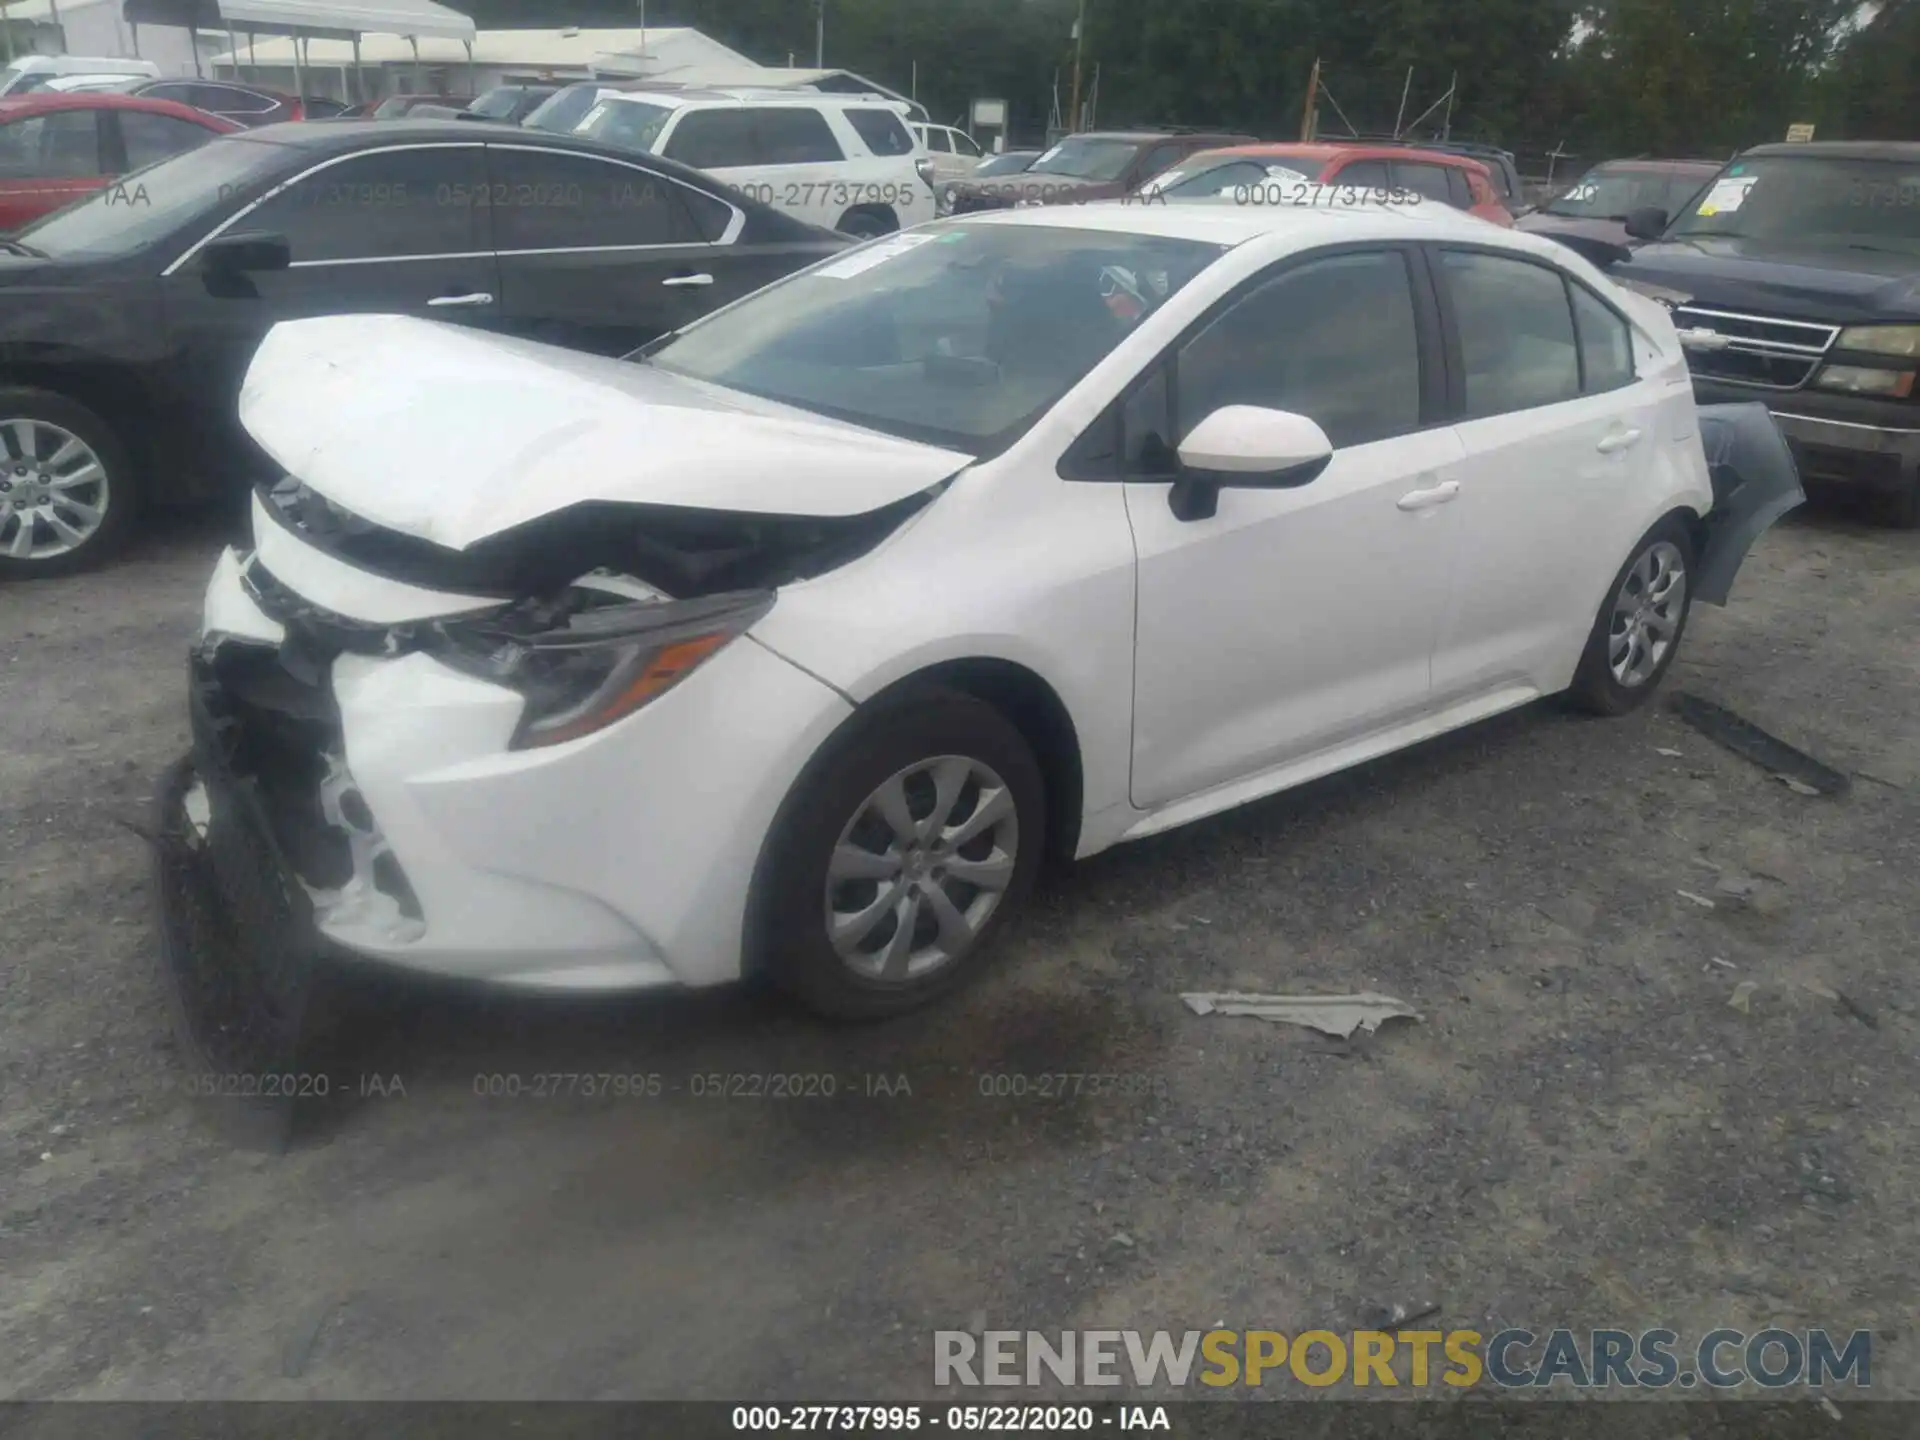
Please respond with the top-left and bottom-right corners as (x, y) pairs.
(163, 200), (1800, 1032)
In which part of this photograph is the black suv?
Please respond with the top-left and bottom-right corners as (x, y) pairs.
(943, 128), (1257, 214)
(1613, 142), (1920, 526)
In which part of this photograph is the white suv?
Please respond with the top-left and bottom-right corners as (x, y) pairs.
(912, 122), (985, 182)
(577, 91), (935, 237)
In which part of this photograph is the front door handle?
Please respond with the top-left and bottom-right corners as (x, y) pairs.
(1596, 426), (1643, 454)
(427, 292), (494, 307)
(662, 273), (715, 288)
(1397, 479), (1461, 512)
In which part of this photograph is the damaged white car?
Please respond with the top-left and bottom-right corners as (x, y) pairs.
(156, 202), (1800, 1051)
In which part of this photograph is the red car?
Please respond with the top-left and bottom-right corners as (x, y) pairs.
(0, 93), (240, 230)
(1152, 142), (1516, 226)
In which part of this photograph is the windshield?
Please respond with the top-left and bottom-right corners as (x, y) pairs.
(1545, 165), (1712, 220)
(644, 224), (1224, 453)
(1157, 159), (1316, 197)
(1026, 137), (1139, 182)
(1668, 155), (1920, 252)
(521, 86), (598, 134)
(577, 99), (674, 151)
(15, 133), (289, 257)
(465, 87), (526, 120)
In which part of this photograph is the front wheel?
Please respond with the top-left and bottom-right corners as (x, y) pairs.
(748, 688), (1046, 1020)
(0, 387), (137, 579)
(836, 205), (898, 239)
(1566, 516), (1694, 716)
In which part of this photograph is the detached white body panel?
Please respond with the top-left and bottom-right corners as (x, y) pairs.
(186, 201), (1753, 997)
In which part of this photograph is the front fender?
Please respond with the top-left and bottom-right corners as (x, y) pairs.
(1693, 402), (1805, 606)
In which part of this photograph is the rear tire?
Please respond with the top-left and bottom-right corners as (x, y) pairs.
(0, 387), (137, 580)
(747, 686), (1045, 1021)
(1566, 516), (1694, 716)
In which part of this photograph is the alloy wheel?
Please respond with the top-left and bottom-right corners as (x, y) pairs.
(824, 754), (1020, 983)
(1608, 539), (1687, 688)
(0, 418), (111, 562)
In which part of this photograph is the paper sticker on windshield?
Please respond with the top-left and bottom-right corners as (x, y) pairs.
(1696, 176), (1757, 217)
(814, 232), (940, 280)
(1264, 165), (1315, 185)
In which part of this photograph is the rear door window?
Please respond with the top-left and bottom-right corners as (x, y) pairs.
(486, 147), (705, 251)
(0, 110), (105, 177)
(119, 111), (219, 170)
(749, 108), (845, 165)
(1330, 158), (1390, 189)
(1393, 161), (1455, 204)
(1438, 249), (1582, 418)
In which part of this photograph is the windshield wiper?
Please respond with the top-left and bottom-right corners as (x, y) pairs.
(0, 237), (46, 258)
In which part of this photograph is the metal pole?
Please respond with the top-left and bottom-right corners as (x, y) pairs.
(227, 23), (239, 80)
(351, 33), (362, 103)
(1393, 66), (1412, 138)
(1299, 57), (1319, 142)
(814, 0), (824, 67)
(1442, 71), (1455, 139)
(1, 3), (12, 67)
(1067, 0), (1086, 135)
(464, 38), (473, 96)
(191, 28), (203, 76)
(410, 34), (421, 92)
(292, 32), (303, 99)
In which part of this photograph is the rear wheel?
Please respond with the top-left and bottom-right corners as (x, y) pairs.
(0, 387), (136, 579)
(1566, 516), (1694, 716)
(748, 687), (1045, 1020)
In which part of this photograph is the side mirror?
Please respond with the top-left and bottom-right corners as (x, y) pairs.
(1624, 206), (1668, 242)
(1169, 406), (1334, 521)
(199, 231), (291, 274)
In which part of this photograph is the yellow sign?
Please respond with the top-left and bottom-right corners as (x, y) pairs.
(1786, 123), (1816, 142)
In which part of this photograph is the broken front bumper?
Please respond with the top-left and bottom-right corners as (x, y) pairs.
(1693, 402), (1807, 606)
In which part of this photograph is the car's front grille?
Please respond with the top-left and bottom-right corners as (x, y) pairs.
(1672, 304), (1838, 390)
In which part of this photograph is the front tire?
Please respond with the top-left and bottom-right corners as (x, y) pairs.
(0, 387), (137, 579)
(1566, 516), (1694, 716)
(748, 687), (1045, 1020)
(836, 205), (898, 239)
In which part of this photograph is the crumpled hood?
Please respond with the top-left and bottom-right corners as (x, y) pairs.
(1613, 238), (1920, 322)
(240, 314), (974, 551)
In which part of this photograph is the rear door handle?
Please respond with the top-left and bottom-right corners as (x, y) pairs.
(1596, 427), (1643, 454)
(663, 273), (714, 288)
(1397, 479), (1461, 512)
(427, 292), (494, 307)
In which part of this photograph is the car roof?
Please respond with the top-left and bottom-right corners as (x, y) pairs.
(0, 91), (242, 126)
(139, 77), (297, 99)
(940, 195), (1533, 250)
(1589, 157), (1723, 175)
(599, 89), (903, 110)
(1192, 141), (1492, 174)
(1739, 141), (1920, 161)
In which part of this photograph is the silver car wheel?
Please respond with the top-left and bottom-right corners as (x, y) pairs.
(0, 418), (110, 561)
(825, 754), (1020, 983)
(1609, 539), (1687, 688)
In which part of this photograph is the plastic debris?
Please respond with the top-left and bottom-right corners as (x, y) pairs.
(1729, 981), (1758, 1014)
(1677, 890), (1717, 908)
(1654, 747), (1684, 757)
(1709, 957), (1737, 970)
(1670, 693), (1851, 796)
(1820, 1395), (1843, 1421)
(1778, 775), (1821, 797)
(1181, 991), (1421, 1039)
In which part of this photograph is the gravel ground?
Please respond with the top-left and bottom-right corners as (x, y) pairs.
(1, 501), (1916, 1403)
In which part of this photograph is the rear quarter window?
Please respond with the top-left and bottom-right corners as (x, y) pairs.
(845, 108), (913, 157)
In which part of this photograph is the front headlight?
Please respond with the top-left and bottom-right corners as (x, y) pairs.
(435, 584), (774, 749)
(1836, 324), (1920, 358)
(1813, 363), (1916, 397)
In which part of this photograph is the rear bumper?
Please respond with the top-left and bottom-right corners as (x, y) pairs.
(1691, 380), (1920, 492)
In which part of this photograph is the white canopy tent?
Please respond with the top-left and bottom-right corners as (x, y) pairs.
(120, 0), (473, 98)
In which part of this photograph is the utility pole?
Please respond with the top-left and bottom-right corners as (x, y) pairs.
(1067, 0), (1087, 134)
(815, 0), (824, 67)
(1441, 70), (1456, 139)
(1299, 57), (1320, 141)
(1393, 66), (1412, 138)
